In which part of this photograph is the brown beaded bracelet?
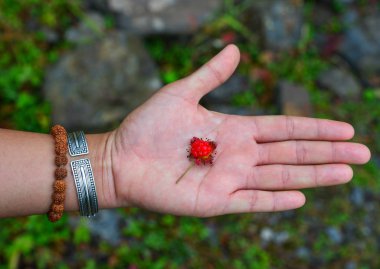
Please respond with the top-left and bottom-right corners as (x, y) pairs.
(47, 125), (68, 222)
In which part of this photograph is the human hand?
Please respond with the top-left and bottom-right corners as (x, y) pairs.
(107, 45), (371, 217)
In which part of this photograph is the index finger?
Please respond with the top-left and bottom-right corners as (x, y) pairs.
(253, 116), (354, 143)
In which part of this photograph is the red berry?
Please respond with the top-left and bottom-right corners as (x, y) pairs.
(188, 137), (217, 166)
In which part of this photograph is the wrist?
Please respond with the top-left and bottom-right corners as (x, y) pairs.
(109, 124), (147, 209)
(84, 131), (118, 210)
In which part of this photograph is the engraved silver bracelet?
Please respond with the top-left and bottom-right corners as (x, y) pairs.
(67, 131), (98, 217)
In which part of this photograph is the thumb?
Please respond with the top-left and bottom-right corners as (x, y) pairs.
(164, 44), (240, 104)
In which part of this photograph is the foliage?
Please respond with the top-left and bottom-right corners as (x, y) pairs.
(0, 0), (81, 131)
(0, 1), (81, 268)
(0, 0), (380, 268)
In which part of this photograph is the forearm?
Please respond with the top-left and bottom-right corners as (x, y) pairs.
(0, 128), (117, 218)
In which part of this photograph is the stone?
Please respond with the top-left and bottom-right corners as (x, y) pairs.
(97, 0), (222, 34)
(338, 9), (380, 87)
(350, 187), (365, 207)
(41, 27), (59, 44)
(260, 227), (289, 245)
(373, 154), (380, 168)
(247, 0), (303, 51)
(65, 12), (106, 45)
(260, 227), (274, 243)
(201, 74), (265, 115)
(317, 67), (361, 100)
(202, 74), (250, 105)
(278, 81), (313, 117)
(326, 226), (343, 244)
(44, 32), (162, 132)
(336, 0), (355, 5)
(296, 247), (311, 259)
(274, 231), (290, 245)
(68, 210), (122, 246)
(345, 261), (357, 269)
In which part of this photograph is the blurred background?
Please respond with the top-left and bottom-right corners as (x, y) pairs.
(1, 0), (380, 268)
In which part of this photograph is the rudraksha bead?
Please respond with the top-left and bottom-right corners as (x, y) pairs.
(51, 125), (66, 136)
(53, 180), (66, 193)
(52, 192), (65, 204)
(55, 135), (67, 144)
(55, 142), (68, 155)
(48, 211), (63, 222)
(55, 155), (68, 166)
(55, 167), (67, 179)
(52, 203), (64, 214)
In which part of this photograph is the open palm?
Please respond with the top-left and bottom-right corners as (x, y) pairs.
(110, 45), (370, 217)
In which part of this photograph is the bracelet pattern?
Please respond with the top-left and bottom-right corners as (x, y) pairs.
(68, 131), (99, 218)
(70, 159), (98, 217)
(68, 131), (89, 156)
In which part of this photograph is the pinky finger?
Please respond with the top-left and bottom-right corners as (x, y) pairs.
(227, 190), (306, 213)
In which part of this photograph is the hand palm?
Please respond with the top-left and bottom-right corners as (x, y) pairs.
(110, 45), (370, 217)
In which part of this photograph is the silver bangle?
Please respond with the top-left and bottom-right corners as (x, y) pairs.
(68, 131), (98, 217)
(68, 131), (89, 156)
(70, 158), (98, 217)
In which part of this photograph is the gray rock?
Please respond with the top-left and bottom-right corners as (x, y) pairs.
(202, 74), (250, 105)
(68, 210), (122, 245)
(317, 68), (361, 100)
(248, 0), (303, 51)
(335, 0), (355, 7)
(278, 81), (313, 117)
(41, 27), (59, 43)
(44, 31), (162, 132)
(65, 12), (106, 45)
(105, 0), (221, 34)
(345, 261), (357, 269)
(86, 210), (122, 245)
(373, 154), (380, 168)
(342, 8), (358, 25)
(274, 231), (290, 245)
(350, 187), (365, 207)
(260, 227), (274, 243)
(296, 247), (311, 259)
(326, 226), (343, 244)
(260, 227), (289, 245)
(338, 10), (380, 86)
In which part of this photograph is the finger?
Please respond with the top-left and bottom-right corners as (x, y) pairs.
(238, 164), (353, 191)
(253, 116), (354, 142)
(169, 44), (240, 104)
(257, 141), (371, 165)
(227, 190), (305, 213)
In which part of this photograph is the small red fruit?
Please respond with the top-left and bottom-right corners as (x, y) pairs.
(188, 137), (217, 166)
(176, 137), (217, 184)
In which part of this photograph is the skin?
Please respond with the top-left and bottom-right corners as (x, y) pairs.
(0, 44), (371, 218)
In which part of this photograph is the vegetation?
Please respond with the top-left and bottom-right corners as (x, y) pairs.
(0, 0), (379, 268)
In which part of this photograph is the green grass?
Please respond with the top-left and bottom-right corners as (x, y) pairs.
(1, 0), (380, 268)
(0, 0), (81, 131)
